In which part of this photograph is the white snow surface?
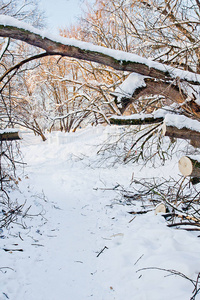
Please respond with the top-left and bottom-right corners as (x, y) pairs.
(114, 73), (147, 103)
(0, 128), (20, 134)
(1, 15), (200, 84)
(111, 106), (175, 120)
(165, 114), (200, 132)
(1, 126), (200, 300)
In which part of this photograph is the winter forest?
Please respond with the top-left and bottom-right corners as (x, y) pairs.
(1, 0), (200, 299)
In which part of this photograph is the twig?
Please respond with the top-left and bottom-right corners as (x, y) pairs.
(124, 123), (161, 162)
(191, 273), (200, 300)
(137, 267), (196, 286)
(129, 216), (136, 223)
(18, 232), (24, 241)
(0, 267), (14, 273)
(134, 254), (144, 265)
(168, 222), (200, 228)
(128, 209), (153, 215)
(3, 248), (23, 252)
(96, 246), (108, 257)
(137, 267), (200, 299)
(2, 292), (9, 299)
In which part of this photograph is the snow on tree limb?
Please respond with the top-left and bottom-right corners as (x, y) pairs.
(0, 129), (21, 141)
(164, 114), (200, 133)
(110, 114), (164, 125)
(1, 15), (200, 85)
(113, 74), (200, 117)
(162, 114), (200, 148)
(109, 107), (167, 125)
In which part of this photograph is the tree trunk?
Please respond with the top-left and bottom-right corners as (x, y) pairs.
(0, 131), (21, 141)
(33, 119), (46, 141)
(162, 122), (200, 143)
(190, 140), (200, 148)
(110, 115), (164, 125)
(0, 19), (200, 85)
(116, 78), (200, 118)
(1, 18), (200, 118)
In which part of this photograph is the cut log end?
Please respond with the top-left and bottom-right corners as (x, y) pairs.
(162, 122), (167, 136)
(155, 203), (166, 215)
(178, 156), (200, 178)
(178, 156), (193, 177)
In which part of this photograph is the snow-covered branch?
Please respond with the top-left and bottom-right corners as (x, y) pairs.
(0, 15), (200, 85)
(113, 74), (200, 118)
(162, 114), (200, 148)
(110, 113), (164, 125)
(0, 129), (21, 141)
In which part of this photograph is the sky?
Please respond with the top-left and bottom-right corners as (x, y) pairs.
(39, 0), (89, 34)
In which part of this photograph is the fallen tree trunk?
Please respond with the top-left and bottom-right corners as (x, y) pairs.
(162, 123), (200, 142)
(1, 17), (200, 118)
(190, 140), (200, 148)
(0, 130), (21, 141)
(110, 114), (164, 125)
(178, 156), (200, 177)
(114, 77), (200, 118)
(162, 113), (200, 147)
(0, 16), (200, 85)
(0, 22), (172, 80)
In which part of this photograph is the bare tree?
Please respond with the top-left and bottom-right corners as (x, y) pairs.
(77, 0), (200, 116)
(0, 0), (48, 139)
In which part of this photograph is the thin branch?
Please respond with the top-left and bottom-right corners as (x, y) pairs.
(0, 52), (51, 82)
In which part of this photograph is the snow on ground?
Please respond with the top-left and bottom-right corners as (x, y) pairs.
(1, 125), (200, 300)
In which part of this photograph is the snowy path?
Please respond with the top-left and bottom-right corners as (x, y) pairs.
(1, 127), (200, 300)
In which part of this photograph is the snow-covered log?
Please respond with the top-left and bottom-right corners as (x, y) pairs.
(0, 16), (200, 86)
(178, 156), (200, 177)
(1, 16), (200, 119)
(190, 140), (200, 148)
(114, 75), (200, 117)
(162, 114), (200, 146)
(162, 123), (200, 142)
(110, 114), (164, 125)
(0, 129), (21, 141)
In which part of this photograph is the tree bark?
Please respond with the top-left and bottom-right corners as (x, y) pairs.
(1, 19), (200, 119)
(190, 140), (200, 148)
(162, 122), (200, 142)
(0, 21), (200, 85)
(0, 131), (21, 141)
(110, 114), (163, 125)
(117, 78), (200, 118)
